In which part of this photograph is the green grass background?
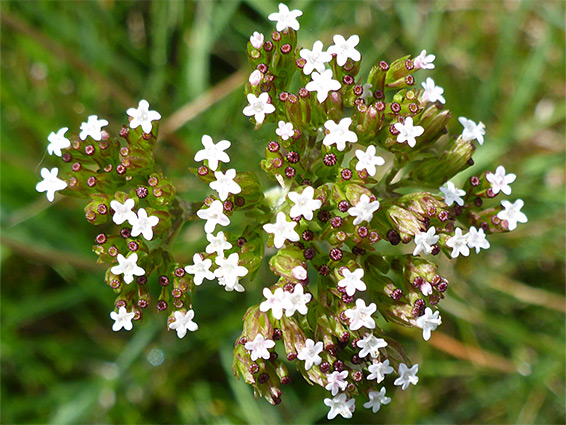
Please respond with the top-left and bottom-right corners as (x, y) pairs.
(1, 0), (564, 423)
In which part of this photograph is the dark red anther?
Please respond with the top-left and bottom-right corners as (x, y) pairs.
(286, 151), (299, 163)
(87, 176), (96, 187)
(285, 166), (295, 178)
(387, 229), (401, 245)
(330, 248), (343, 261)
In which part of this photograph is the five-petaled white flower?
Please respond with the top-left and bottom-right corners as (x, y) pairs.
(324, 393), (355, 420)
(299, 40), (332, 75)
(338, 268), (367, 297)
(458, 117), (486, 145)
(169, 310), (198, 338)
(288, 186), (322, 221)
(363, 388), (391, 413)
(394, 116), (424, 148)
(268, 3), (302, 32)
(243, 92), (276, 124)
(414, 49), (435, 69)
(305, 69), (341, 103)
(413, 227), (439, 256)
(185, 254), (215, 286)
(245, 334), (275, 361)
(421, 77), (445, 104)
(209, 169), (242, 201)
(360, 83), (373, 100)
(348, 194), (380, 226)
(323, 117), (358, 151)
(325, 370), (348, 396)
(394, 363), (419, 390)
(467, 226), (490, 253)
(130, 208), (160, 240)
(497, 199), (528, 231)
(355, 145), (385, 177)
(260, 287), (286, 320)
(263, 212), (300, 248)
(248, 69), (263, 86)
(214, 253), (248, 291)
(110, 253), (145, 284)
(249, 31), (264, 49)
(197, 200), (230, 234)
(283, 284), (312, 316)
(36, 167), (67, 202)
(344, 298), (377, 331)
(110, 306), (135, 332)
(297, 338), (324, 370)
(110, 198), (137, 225)
(205, 231), (232, 256)
(127, 100), (161, 134)
(275, 121), (294, 140)
(440, 181), (466, 206)
(416, 307), (442, 341)
(79, 115), (108, 141)
(194, 135), (231, 171)
(357, 333), (388, 359)
(47, 127), (71, 157)
(327, 34), (361, 66)
(446, 227), (470, 258)
(367, 359), (394, 383)
(486, 165), (516, 195)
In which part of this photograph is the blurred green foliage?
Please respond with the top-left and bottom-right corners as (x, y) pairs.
(1, 0), (564, 423)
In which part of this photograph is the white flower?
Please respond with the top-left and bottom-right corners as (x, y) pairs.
(446, 227), (470, 258)
(305, 69), (341, 103)
(184, 254), (214, 286)
(243, 92), (276, 124)
(360, 83), (373, 100)
(327, 34), (361, 66)
(194, 135), (231, 171)
(275, 121), (294, 140)
(110, 198), (137, 225)
(47, 127), (71, 157)
(414, 49), (435, 69)
(367, 359), (394, 383)
(110, 306), (135, 332)
(324, 393), (355, 420)
(458, 117), (486, 145)
(440, 181), (466, 206)
(363, 388), (391, 413)
(348, 194), (380, 226)
(297, 338), (324, 370)
(299, 40), (332, 75)
(394, 116), (424, 148)
(249, 31), (264, 49)
(325, 370), (348, 396)
(263, 212), (300, 248)
(420, 281), (433, 296)
(357, 333), (387, 359)
(244, 334), (275, 361)
(497, 199), (528, 231)
(79, 115), (108, 141)
(248, 69), (263, 86)
(268, 3), (302, 32)
(467, 226), (490, 253)
(214, 253), (248, 291)
(205, 231), (232, 256)
(416, 307), (442, 341)
(355, 145), (385, 176)
(283, 284), (312, 316)
(36, 167), (67, 202)
(288, 186), (322, 220)
(126, 99), (161, 134)
(420, 77), (445, 104)
(413, 227), (439, 256)
(110, 253), (145, 284)
(197, 200), (230, 234)
(169, 310), (198, 338)
(292, 265), (308, 280)
(394, 363), (419, 390)
(260, 287), (286, 320)
(338, 268), (367, 297)
(209, 169), (242, 201)
(130, 208), (160, 240)
(323, 117), (358, 152)
(344, 298), (376, 331)
(486, 165), (516, 195)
